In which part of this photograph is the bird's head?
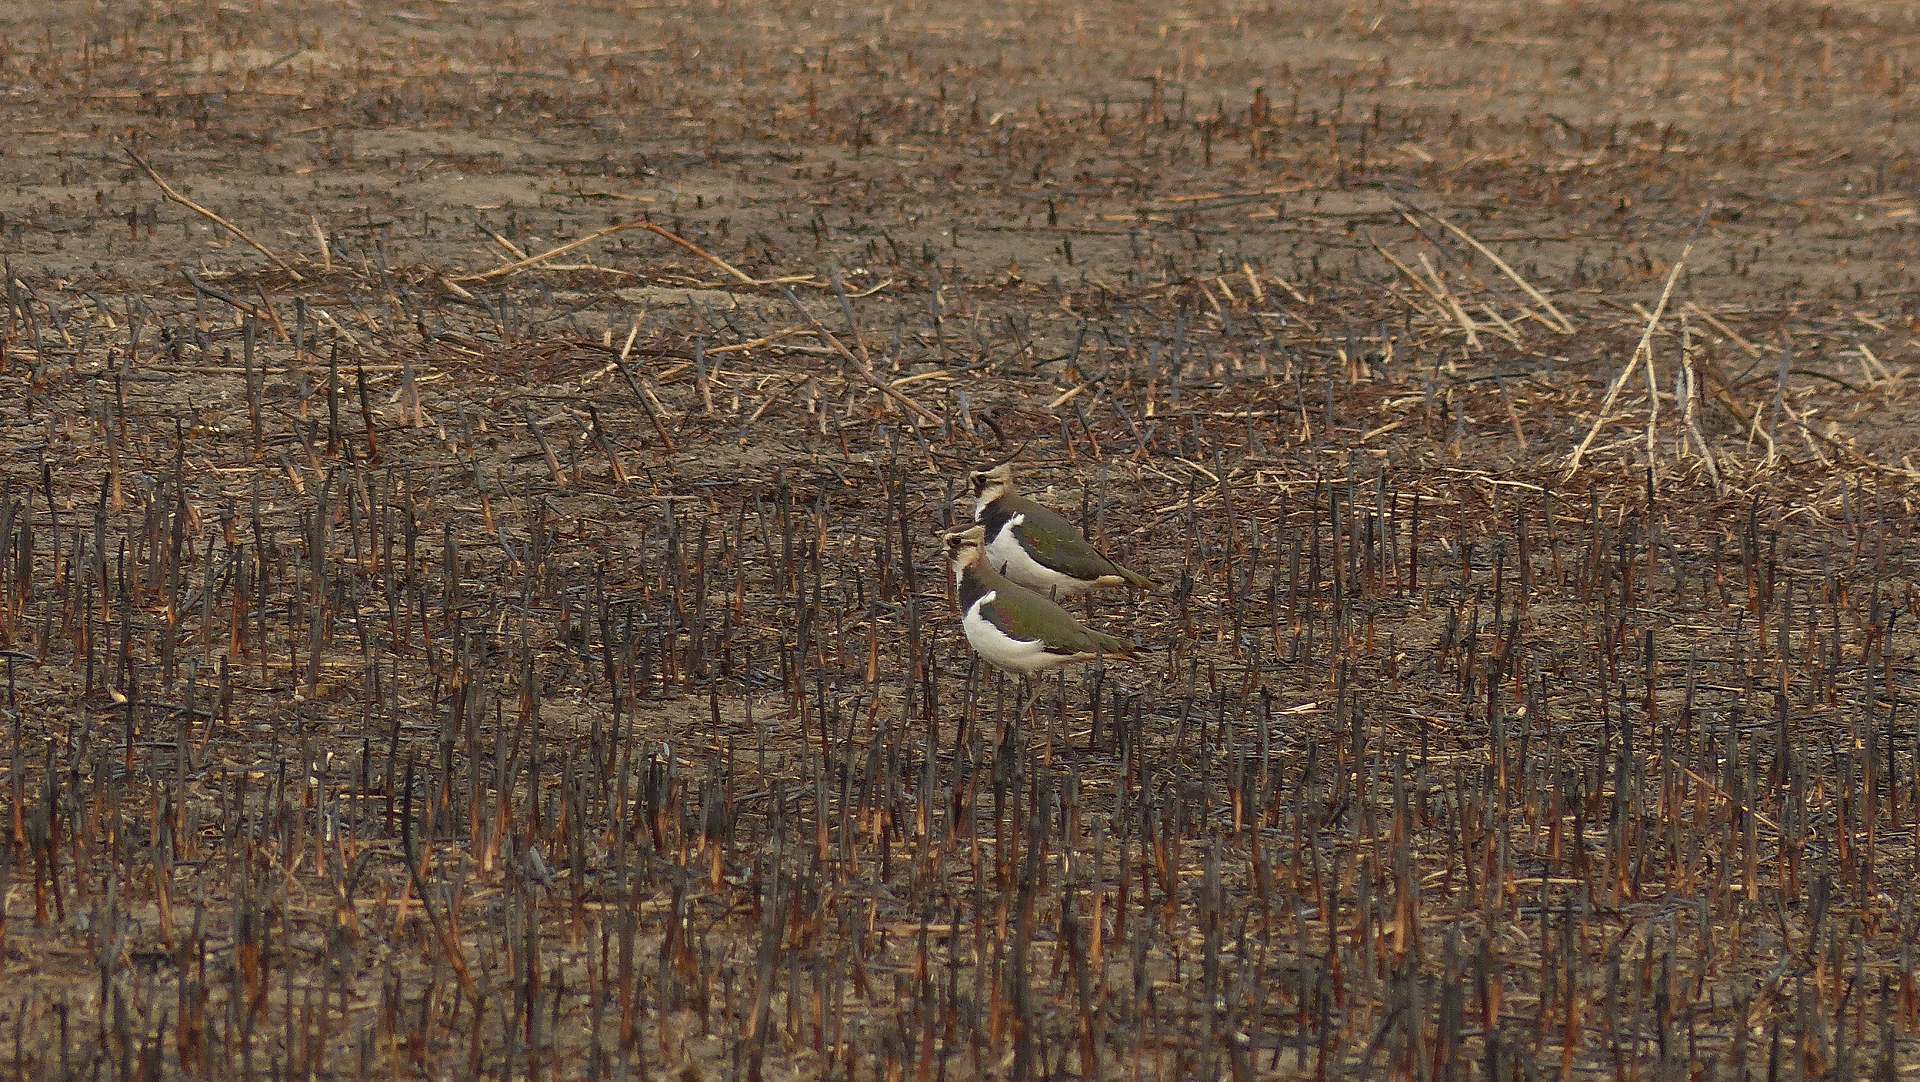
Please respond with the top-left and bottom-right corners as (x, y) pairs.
(967, 463), (1014, 505)
(943, 525), (987, 575)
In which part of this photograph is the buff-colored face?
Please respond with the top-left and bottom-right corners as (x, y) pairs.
(968, 464), (1013, 505)
(944, 526), (987, 571)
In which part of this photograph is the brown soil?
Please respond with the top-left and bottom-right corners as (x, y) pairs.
(0, 0), (1917, 1078)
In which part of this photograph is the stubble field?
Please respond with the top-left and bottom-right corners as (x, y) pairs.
(1, 1), (1918, 1078)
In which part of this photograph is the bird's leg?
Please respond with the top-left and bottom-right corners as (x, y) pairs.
(1044, 671), (1059, 775)
(998, 667), (1013, 744)
(1088, 662), (1106, 752)
(956, 656), (980, 755)
(1017, 676), (1040, 752)
(1045, 669), (1069, 766)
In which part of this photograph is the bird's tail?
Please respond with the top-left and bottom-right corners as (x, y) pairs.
(1089, 629), (1138, 659)
(1117, 565), (1158, 591)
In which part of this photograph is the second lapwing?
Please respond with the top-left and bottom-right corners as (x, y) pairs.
(968, 462), (1156, 597)
(944, 526), (1136, 676)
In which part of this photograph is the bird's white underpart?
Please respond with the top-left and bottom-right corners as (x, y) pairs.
(987, 513), (1092, 598)
(963, 589), (1064, 675)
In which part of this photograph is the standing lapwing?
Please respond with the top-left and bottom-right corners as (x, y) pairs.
(944, 526), (1136, 676)
(967, 462), (1156, 597)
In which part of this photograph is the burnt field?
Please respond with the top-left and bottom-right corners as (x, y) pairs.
(1, 1), (1919, 1078)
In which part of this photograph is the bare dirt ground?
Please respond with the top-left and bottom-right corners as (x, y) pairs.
(1, 0), (1918, 1078)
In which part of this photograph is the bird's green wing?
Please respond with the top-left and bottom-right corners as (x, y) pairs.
(982, 585), (1132, 656)
(1007, 500), (1128, 582)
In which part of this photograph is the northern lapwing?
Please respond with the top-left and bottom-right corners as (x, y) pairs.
(967, 463), (1156, 597)
(944, 526), (1136, 676)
